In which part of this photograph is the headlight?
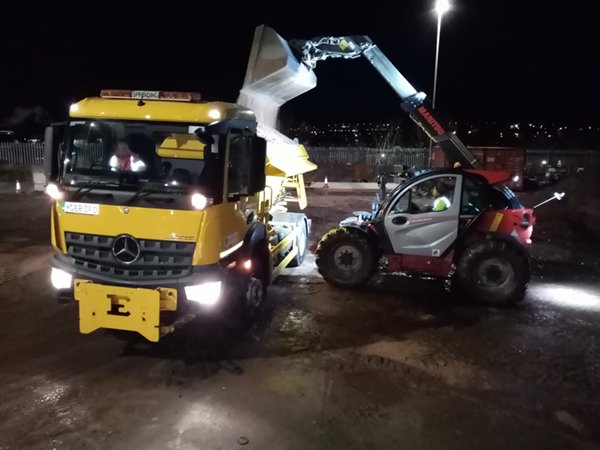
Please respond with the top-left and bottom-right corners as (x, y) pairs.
(208, 108), (221, 120)
(191, 193), (208, 210)
(45, 183), (63, 200)
(185, 281), (221, 306)
(51, 268), (72, 290)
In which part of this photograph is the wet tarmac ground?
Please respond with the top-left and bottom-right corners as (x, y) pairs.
(1, 192), (600, 449)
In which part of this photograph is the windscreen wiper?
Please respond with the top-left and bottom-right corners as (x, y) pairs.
(68, 180), (122, 199)
(125, 184), (185, 205)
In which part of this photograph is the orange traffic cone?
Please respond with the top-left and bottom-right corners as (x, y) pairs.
(15, 179), (21, 194)
(323, 176), (329, 189)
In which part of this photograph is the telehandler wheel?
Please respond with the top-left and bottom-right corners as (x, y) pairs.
(455, 239), (529, 306)
(288, 220), (308, 268)
(315, 228), (376, 288)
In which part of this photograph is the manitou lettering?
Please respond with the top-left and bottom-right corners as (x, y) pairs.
(417, 106), (446, 135)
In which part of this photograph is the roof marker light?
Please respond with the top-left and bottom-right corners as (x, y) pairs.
(100, 89), (201, 102)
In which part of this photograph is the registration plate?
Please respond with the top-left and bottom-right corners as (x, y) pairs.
(62, 202), (99, 215)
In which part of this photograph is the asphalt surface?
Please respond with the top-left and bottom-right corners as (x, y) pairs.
(1, 191), (600, 450)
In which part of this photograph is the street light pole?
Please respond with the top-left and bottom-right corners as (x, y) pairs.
(428, 0), (450, 167)
(433, 12), (443, 110)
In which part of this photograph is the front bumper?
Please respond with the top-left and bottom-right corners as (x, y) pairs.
(52, 254), (242, 341)
(52, 253), (226, 293)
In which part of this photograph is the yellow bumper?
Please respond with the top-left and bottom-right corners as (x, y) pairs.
(74, 280), (177, 342)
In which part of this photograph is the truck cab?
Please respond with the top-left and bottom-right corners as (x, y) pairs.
(45, 89), (313, 342)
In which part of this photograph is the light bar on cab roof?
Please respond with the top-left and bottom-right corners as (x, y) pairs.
(100, 89), (202, 102)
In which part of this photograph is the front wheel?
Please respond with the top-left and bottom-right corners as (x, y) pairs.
(315, 228), (376, 288)
(454, 239), (529, 305)
(218, 252), (268, 330)
(242, 256), (267, 318)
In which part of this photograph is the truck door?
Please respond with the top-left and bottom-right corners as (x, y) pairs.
(383, 175), (462, 257)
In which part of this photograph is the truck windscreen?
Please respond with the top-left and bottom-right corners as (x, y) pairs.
(62, 120), (219, 196)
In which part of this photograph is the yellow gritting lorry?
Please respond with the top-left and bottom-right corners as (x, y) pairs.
(44, 88), (316, 342)
(43, 25), (320, 342)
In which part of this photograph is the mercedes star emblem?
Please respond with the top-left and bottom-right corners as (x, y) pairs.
(112, 235), (141, 265)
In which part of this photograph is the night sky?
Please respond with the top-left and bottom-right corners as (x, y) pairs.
(1, 0), (598, 126)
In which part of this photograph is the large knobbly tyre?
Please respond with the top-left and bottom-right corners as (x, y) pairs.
(315, 227), (376, 288)
(455, 239), (529, 305)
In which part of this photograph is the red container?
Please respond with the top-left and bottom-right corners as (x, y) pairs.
(431, 146), (524, 191)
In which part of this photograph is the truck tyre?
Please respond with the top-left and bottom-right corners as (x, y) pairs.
(243, 252), (268, 318)
(315, 227), (376, 288)
(288, 220), (308, 267)
(218, 249), (268, 331)
(454, 239), (529, 305)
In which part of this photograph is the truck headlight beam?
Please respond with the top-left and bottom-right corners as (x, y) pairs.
(51, 268), (73, 290)
(45, 183), (63, 200)
(185, 281), (222, 306)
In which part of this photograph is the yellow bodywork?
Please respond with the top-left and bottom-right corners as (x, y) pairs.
(58, 93), (317, 342)
(265, 142), (316, 179)
(75, 280), (176, 342)
(53, 201), (246, 265)
(70, 97), (256, 124)
(157, 134), (205, 160)
(264, 137), (316, 211)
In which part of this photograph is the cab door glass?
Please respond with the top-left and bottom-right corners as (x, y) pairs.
(461, 177), (489, 214)
(409, 177), (457, 214)
(390, 191), (410, 214)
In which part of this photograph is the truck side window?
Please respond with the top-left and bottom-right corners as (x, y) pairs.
(227, 134), (251, 197)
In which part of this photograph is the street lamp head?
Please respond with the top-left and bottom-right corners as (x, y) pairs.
(435, 0), (450, 16)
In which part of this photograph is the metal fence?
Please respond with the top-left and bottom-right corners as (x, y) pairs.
(306, 146), (428, 167)
(0, 142), (104, 168)
(0, 143), (44, 166)
(0, 143), (431, 168)
(72, 142), (104, 169)
(1, 142), (598, 176)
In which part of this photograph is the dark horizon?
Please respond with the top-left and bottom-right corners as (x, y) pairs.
(2, 0), (598, 127)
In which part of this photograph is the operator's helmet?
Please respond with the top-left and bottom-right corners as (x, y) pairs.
(453, 162), (462, 169)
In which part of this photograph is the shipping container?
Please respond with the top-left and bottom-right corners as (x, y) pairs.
(432, 146), (524, 191)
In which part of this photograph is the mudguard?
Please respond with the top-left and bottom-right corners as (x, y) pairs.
(460, 231), (530, 260)
(241, 222), (269, 259)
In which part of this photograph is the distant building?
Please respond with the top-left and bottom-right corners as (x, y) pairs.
(0, 130), (16, 143)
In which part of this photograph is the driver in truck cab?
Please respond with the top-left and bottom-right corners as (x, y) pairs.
(108, 139), (146, 172)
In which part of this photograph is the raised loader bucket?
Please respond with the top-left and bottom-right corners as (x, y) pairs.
(237, 25), (316, 127)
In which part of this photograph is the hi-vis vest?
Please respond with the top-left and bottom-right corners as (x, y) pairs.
(433, 196), (451, 211)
